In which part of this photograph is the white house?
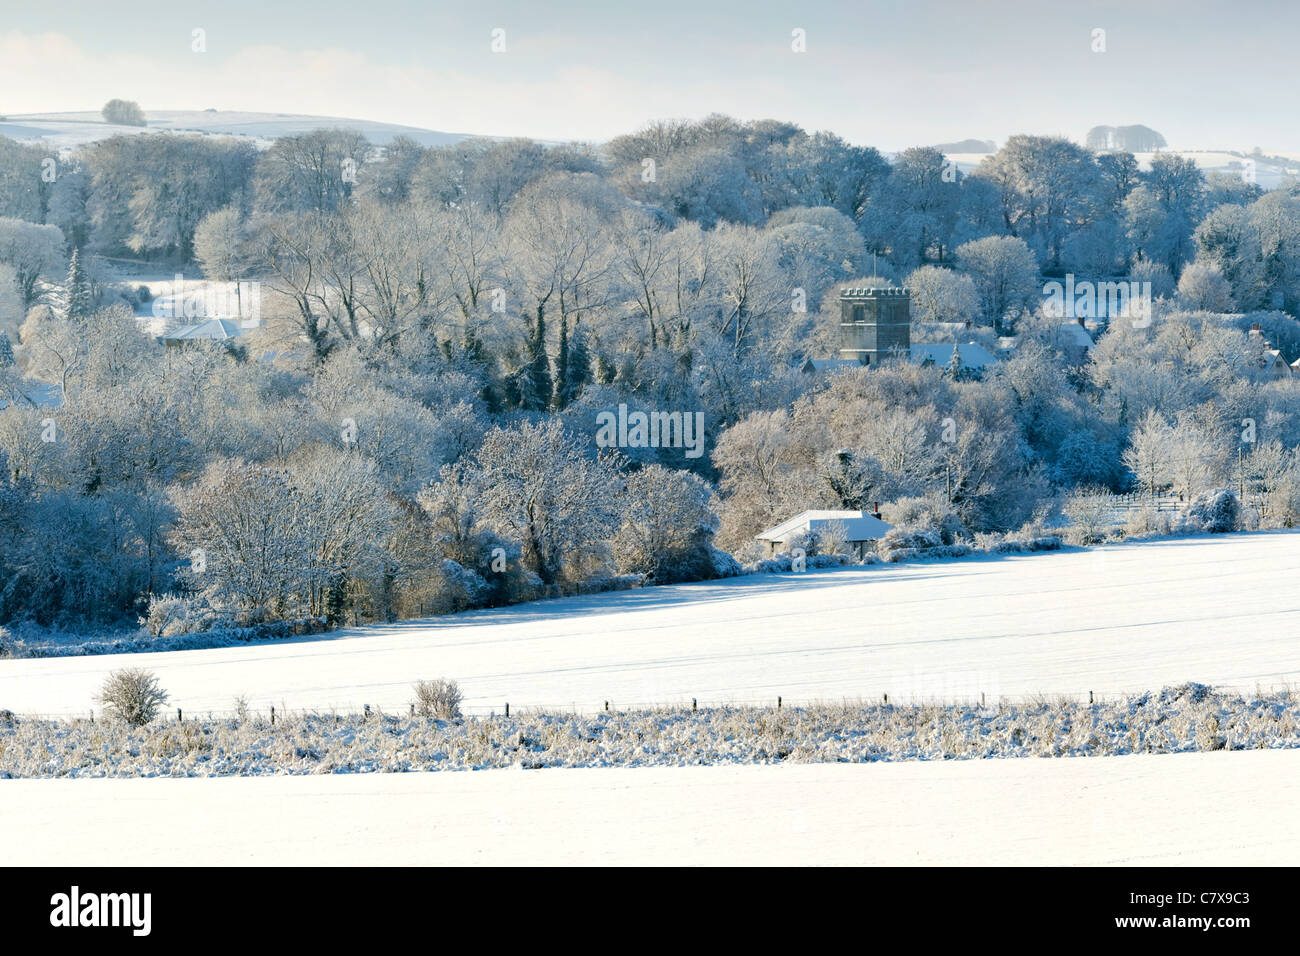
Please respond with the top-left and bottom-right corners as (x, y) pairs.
(159, 318), (245, 348)
(756, 509), (894, 558)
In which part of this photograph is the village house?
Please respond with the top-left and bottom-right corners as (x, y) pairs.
(1249, 324), (1293, 379)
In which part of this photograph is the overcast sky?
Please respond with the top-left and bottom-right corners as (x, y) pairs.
(3, 0), (1296, 151)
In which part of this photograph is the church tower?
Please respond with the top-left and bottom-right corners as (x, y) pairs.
(838, 287), (911, 365)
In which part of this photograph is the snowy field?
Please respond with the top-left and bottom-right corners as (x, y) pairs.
(2, 750), (1296, 865)
(3, 532), (1300, 717)
(0, 110), (466, 149)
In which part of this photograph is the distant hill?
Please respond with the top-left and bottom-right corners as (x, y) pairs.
(931, 138), (995, 154)
(0, 110), (474, 150)
(1086, 125), (1166, 152)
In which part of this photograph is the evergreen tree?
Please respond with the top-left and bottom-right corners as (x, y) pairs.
(0, 330), (13, 368)
(463, 324), (503, 413)
(946, 343), (962, 380)
(595, 353), (616, 385)
(551, 315), (570, 410)
(565, 326), (591, 405)
(522, 307), (552, 411)
(65, 248), (91, 319)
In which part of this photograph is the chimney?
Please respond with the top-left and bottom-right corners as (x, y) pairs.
(871, 501), (882, 519)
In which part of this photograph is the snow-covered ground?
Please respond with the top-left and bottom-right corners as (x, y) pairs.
(0, 110), (467, 149)
(2, 750), (1295, 865)
(3, 532), (1299, 717)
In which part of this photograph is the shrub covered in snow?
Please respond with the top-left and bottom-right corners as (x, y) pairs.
(438, 559), (491, 611)
(1062, 489), (1113, 546)
(1182, 488), (1239, 534)
(878, 527), (972, 562)
(743, 552), (851, 574)
(97, 668), (169, 727)
(1124, 504), (1177, 539)
(709, 547), (744, 578)
(413, 679), (463, 720)
(886, 496), (966, 545)
(141, 593), (223, 638)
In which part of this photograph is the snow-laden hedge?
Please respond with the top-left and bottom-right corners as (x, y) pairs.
(0, 617), (330, 659)
(1, 683), (1293, 777)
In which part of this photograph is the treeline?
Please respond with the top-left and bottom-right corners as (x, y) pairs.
(4, 116), (1300, 636)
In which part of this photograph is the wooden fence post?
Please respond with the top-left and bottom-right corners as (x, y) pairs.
(270, 705), (275, 727)
(777, 696), (782, 709)
(692, 698), (697, 711)
(177, 707), (183, 722)
(505, 702), (509, 718)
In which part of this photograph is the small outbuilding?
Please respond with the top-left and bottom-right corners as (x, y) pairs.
(756, 509), (894, 558)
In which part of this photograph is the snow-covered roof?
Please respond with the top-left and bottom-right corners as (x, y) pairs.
(909, 343), (998, 369)
(1056, 322), (1095, 349)
(0, 380), (62, 410)
(161, 318), (244, 342)
(801, 358), (858, 373)
(756, 509), (894, 543)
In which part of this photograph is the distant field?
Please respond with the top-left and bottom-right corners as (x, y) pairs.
(0, 109), (469, 149)
(3, 532), (1300, 717)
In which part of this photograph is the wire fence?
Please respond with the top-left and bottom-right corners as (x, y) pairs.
(12, 681), (1299, 724)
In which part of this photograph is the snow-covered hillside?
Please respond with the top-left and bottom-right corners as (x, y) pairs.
(3, 750), (1295, 865)
(0, 110), (469, 149)
(3, 532), (1299, 717)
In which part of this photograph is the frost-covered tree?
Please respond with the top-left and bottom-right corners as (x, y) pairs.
(194, 206), (251, 281)
(970, 135), (1099, 269)
(1123, 409), (1176, 498)
(1177, 260), (1234, 313)
(1194, 204), (1265, 309)
(612, 465), (718, 582)
(101, 100), (146, 126)
(472, 419), (620, 588)
(254, 128), (370, 215)
(905, 265), (979, 325)
(0, 218), (65, 309)
(954, 235), (1039, 333)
